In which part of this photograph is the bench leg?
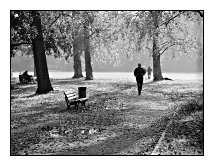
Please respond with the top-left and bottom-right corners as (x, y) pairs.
(67, 104), (70, 109)
(74, 103), (79, 111)
(65, 100), (70, 109)
(66, 101), (88, 111)
(82, 101), (88, 110)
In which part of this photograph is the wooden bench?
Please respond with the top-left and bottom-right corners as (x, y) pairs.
(19, 75), (36, 84)
(64, 90), (88, 110)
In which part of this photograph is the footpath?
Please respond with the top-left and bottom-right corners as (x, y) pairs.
(11, 78), (203, 155)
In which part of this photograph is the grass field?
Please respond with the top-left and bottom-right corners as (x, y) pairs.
(10, 77), (203, 155)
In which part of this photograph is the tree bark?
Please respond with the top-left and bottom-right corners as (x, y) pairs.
(72, 38), (84, 78)
(31, 11), (53, 94)
(33, 59), (37, 77)
(152, 53), (163, 81)
(84, 27), (93, 80)
(152, 11), (164, 81)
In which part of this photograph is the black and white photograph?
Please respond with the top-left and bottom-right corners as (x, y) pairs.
(10, 10), (204, 157)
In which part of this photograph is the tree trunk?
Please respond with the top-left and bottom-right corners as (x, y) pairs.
(31, 11), (53, 94)
(84, 46), (93, 80)
(152, 11), (164, 81)
(33, 60), (37, 77)
(153, 53), (163, 81)
(72, 39), (84, 78)
(84, 27), (93, 80)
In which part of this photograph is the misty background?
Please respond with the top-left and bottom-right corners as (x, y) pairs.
(11, 54), (203, 73)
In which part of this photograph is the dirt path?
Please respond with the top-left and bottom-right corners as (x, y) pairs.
(11, 78), (203, 155)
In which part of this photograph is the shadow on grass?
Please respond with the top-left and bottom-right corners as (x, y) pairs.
(53, 115), (172, 155)
(172, 98), (203, 146)
(11, 97), (203, 155)
(11, 78), (203, 155)
(55, 97), (203, 155)
(153, 96), (204, 155)
(11, 103), (173, 155)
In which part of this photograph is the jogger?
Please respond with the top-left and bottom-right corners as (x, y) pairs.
(136, 76), (143, 95)
(134, 63), (146, 95)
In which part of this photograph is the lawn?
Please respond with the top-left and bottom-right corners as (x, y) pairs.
(10, 77), (203, 155)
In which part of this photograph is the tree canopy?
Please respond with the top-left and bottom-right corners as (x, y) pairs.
(11, 11), (203, 81)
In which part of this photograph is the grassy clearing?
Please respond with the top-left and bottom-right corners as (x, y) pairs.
(151, 95), (203, 155)
(11, 78), (203, 155)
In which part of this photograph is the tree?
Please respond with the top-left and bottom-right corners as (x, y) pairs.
(38, 11), (107, 80)
(90, 11), (148, 68)
(57, 11), (98, 80)
(31, 11), (53, 93)
(72, 32), (84, 78)
(119, 11), (203, 81)
(151, 11), (164, 80)
(82, 11), (95, 80)
(62, 11), (97, 80)
(83, 26), (93, 80)
(12, 11), (92, 80)
(11, 11), (53, 94)
(66, 12), (84, 78)
(90, 11), (126, 66)
(151, 11), (203, 80)
(50, 11), (85, 78)
(89, 11), (202, 81)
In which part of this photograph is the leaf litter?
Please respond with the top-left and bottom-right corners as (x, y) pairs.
(11, 78), (203, 155)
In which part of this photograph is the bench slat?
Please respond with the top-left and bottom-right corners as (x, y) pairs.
(64, 90), (89, 110)
(65, 92), (75, 95)
(67, 94), (77, 98)
(68, 96), (78, 100)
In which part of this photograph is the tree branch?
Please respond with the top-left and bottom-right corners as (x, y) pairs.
(159, 43), (176, 55)
(62, 12), (84, 25)
(193, 10), (204, 17)
(61, 12), (73, 19)
(87, 30), (96, 39)
(158, 11), (203, 29)
(158, 11), (184, 28)
(48, 13), (62, 28)
(11, 41), (32, 47)
(145, 46), (152, 51)
(159, 41), (171, 49)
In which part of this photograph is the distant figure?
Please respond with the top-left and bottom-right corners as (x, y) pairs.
(21, 70), (36, 83)
(147, 66), (152, 79)
(134, 63), (146, 95)
(22, 70), (28, 76)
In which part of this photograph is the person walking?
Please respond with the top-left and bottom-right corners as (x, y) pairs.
(147, 66), (152, 79)
(134, 63), (146, 95)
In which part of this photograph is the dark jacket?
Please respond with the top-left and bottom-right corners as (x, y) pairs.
(134, 67), (146, 78)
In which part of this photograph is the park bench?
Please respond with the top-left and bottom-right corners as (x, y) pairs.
(64, 87), (89, 110)
(19, 74), (36, 84)
(19, 75), (31, 83)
